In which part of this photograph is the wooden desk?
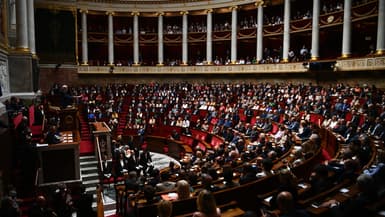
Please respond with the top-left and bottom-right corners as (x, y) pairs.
(36, 131), (80, 186)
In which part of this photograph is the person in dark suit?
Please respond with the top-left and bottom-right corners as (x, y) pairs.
(139, 148), (152, 175)
(296, 121), (312, 140)
(28, 195), (56, 217)
(102, 155), (113, 179)
(170, 130), (180, 140)
(46, 125), (62, 144)
(125, 171), (140, 193)
(74, 185), (96, 217)
(115, 153), (128, 177)
(287, 117), (300, 132)
(239, 163), (258, 185)
(371, 117), (384, 140)
(276, 191), (310, 217)
(33, 104), (45, 125)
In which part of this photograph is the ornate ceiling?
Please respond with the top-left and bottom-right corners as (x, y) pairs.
(35, 0), (284, 13)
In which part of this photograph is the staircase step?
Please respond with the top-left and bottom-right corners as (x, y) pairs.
(86, 186), (97, 194)
(81, 166), (98, 172)
(83, 179), (100, 185)
(81, 172), (99, 179)
(80, 160), (98, 166)
(80, 155), (96, 161)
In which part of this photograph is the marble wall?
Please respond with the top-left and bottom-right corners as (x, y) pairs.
(0, 50), (10, 96)
(8, 53), (33, 93)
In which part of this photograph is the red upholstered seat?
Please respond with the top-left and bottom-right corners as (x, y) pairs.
(309, 113), (324, 126)
(29, 105), (44, 140)
(180, 135), (194, 147)
(13, 113), (23, 129)
(270, 123), (279, 135)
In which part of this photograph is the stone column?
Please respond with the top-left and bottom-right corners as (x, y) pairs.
(107, 11), (114, 66)
(206, 9), (213, 64)
(256, 3), (264, 63)
(282, 0), (290, 62)
(311, 0), (320, 60)
(132, 12), (140, 65)
(181, 11), (189, 65)
(341, 0), (352, 58)
(157, 12), (164, 66)
(230, 6), (238, 64)
(27, 0), (36, 55)
(376, 0), (385, 55)
(16, 0), (29, 51)
(80, 9), (88, 65)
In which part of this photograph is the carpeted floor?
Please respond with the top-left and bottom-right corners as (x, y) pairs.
(79, 115), (94, 155)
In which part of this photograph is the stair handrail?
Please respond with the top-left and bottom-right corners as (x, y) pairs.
(96, 184), (105, 217)
(34, 167), (41, 187)
(95, 136), (104, 175)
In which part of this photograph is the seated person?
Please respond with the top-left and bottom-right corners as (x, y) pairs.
(46, 125), (62, 144)
(170, 130), (181, 141)
(321, 174), (378, 217)
(256, 158), (274, 178)
(157, 200), (173, 217)
(193, 190), (221, 217)
(301, 164), (333, 198)
(239, 163), (258, 185)
(276, 191), (310, 217)
(176, 180), (191, 200)
(156, 172), (176, 192)
(143, 185), (160, 204)
(220, 165), (240, 189)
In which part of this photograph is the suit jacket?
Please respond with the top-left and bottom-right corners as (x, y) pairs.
(297, 126), (312, 140)
(34, 107), (44, 125)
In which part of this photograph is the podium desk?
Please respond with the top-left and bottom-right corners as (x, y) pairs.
(36, 131), (80, 186)
(91, 122), (112, 159)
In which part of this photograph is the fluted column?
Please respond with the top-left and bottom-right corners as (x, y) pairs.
(16, 0), (29, 51)
(80, 9), (88, 65)
(206, 9), (213, 65)
(376, 0), (385, 55)
(132, 12), (140, 65)
(157, 12), (164, 66)
(341, 0), (352, 58)
(256, 2), (264, 63)
(230, 6), (238, 64)
(107, 11), (114, 65)
(181, 11), (189, 65)
(282, 0), (290, 62)
(311, 0), (320, 60)
(27, 0), (36, 55)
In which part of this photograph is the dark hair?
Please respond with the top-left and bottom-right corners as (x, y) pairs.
(196, 190), (217, 215)
(143, 185), (156, 203)
(262, 158), (273, 171)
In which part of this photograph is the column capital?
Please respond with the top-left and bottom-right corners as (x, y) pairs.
(106, 11), (115, 16)
(229, 5), (238, 11)
(255, 0), (265, 7)
(180, 11), (189, 15)
(79, 9), (88, 14)
(205, 9), (213, 14)
(131, 11), (140, 16)
(156, 12), (164, 16)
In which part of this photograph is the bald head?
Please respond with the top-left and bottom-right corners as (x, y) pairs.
(277, 191), (294, 213)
